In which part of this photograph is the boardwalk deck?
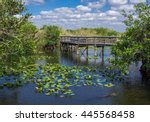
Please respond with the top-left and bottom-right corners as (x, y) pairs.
(60, 36), (120, 55)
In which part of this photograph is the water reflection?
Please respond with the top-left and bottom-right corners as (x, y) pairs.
(0, 88), (19, 105)
(60, 46), (111, 68)
(0, 47), (150, 105)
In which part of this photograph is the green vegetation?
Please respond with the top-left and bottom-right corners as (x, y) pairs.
(1, 0), (149, 99)
(35, 25), (61, 51)
(42, 25), (60, 50)
(0, 0), (115, 97)
(110, 3), (150, 80)
(61, 27), (120, 36)
(16, 22), (37, 54)
(0, 0), (38, 78)
(0, 63), (114, 96)
(0, 0), (35, 56)
(35, 27), (119, 51)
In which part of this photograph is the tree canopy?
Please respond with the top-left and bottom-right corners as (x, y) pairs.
(42, 25), (60, 46)
(0, 0), (37, 56)
(0, 0), (30, 40)
(110, 3), (150, 78)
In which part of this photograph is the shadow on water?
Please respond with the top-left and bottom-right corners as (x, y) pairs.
(0, 47), (150, 105)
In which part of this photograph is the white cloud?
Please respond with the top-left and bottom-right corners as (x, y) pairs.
(82, 13), (92, 17)
(98, 16), (117, 21)
(14, 14), (22, 18)
(76, 5), (92, 12)
(31, 15), (41, 20)
(81, 17), (94, 21)
(106, 10), (121, 16)
(24, 0), (149, 32)
(67, 14), (81, 19)
(98, 13), (107, 17)
(40, 10), (53, 15)
(33, 0), (44, 3)
(29, 1), (129, 32)
(88, 1), (105, 9)
(108, 0), (128, 5)
(130, 0), (147, 4)
(111, 4), (134, 11)
(54, 7), (73, 13)
(112, 22), (124, 25)
(22, 0), (28, 5)
(30, 8), (123, 31)
(23, 0), (45, 5)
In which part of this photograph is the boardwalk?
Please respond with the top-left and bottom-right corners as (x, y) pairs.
(60, 36), (120, 56)
(60, 36), (119, 46)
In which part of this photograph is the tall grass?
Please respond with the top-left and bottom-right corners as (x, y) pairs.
(60, 28), (121, 36)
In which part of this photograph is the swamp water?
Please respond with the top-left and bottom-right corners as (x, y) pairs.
(0, 47), (150, 105)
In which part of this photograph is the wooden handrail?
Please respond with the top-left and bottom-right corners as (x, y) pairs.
(60, 36), (120, 44)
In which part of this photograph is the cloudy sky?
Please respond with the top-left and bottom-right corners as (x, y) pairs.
(23, 0), (148, 32)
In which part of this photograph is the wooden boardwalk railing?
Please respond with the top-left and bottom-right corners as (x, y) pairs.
(60, 36), (120, 46)
(60, 36), (120, 56)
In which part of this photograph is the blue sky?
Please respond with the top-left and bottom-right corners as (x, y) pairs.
(22, 0), (148, 32)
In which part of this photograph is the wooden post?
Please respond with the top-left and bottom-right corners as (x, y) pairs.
(73, 46), (75, 52)
(76, 45), (80, 55)
(101, 46), (104, 63)
(70, 45), (72, 52)
(94, 46), (97, 56)
(86, 45), (88, 56)
(76, 53), (80, 64)
(64, 44), (67, 52)
(68, 45), (70, 52)
(86, 54), (89, 65)
(67, 44), (69, 52)
(60, 43), (62, 51)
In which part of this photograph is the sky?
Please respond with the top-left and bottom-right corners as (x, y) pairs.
(22, 0), (148, 32)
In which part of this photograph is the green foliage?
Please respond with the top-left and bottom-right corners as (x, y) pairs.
(35, 29), (46, 51)
(0, 61), (115, 96)
(16, 22), (37, 55)
(110, 3), (150, 75)
(95, 28), (118, 36)
(36, 27), (119, 51)
(0, 0), (30, 41)
(0, 22), (37, 56)
(60, 27), (120, 36)
(42, 25), (60, 46)
(0, 0), (36, 56)
(0, 0), (38, 80)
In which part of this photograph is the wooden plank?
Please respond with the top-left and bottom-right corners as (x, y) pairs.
(60, 36), (118, 48)
(60, 36), (120, 38)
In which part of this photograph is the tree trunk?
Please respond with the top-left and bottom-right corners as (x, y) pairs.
(44, 45), (57, 51)
(140, 60), (150, 82)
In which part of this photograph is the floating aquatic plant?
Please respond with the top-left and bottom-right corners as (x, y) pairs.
(0, 63), (115, 97)
(31, 64), (115, 97)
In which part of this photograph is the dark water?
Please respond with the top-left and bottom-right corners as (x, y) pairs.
(0, 47), (150, 105)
